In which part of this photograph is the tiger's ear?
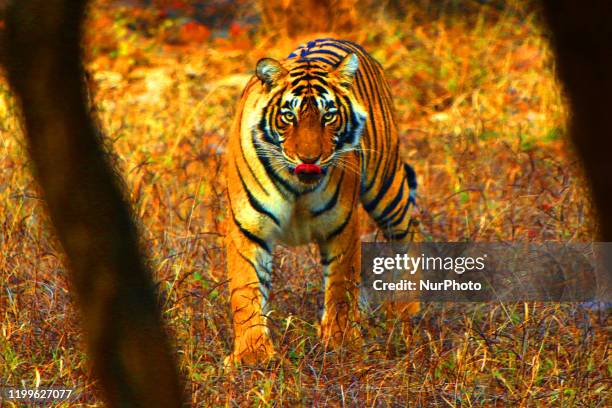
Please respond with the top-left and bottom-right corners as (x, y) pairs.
(256, 58), (288, 89)
(333, 53), (359, 88)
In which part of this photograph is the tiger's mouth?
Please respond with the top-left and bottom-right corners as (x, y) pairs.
(294, 163), (324, 184)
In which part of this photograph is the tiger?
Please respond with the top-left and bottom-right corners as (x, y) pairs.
(225, 38), (419, 365)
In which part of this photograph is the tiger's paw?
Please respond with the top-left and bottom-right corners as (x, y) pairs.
(388, 301), (420, 321)
(319, 321), (363, 350)
(224, 334), (276, 369)
(384, 301), (422, 350)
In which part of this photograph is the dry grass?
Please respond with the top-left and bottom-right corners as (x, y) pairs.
(0, 1), (610, 406)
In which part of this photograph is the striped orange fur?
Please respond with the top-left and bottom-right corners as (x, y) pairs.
(225, 38), (418, 365)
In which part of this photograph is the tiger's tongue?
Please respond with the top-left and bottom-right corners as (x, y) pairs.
(294, 163), (322, 175)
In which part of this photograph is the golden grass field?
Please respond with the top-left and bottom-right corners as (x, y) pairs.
(0, 1), (610, 406)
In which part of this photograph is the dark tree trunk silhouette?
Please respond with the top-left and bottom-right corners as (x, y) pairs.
(3, 1), (183, 406)
(542, 0), (612, 240)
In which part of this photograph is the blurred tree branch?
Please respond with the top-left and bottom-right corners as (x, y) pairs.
(2, 0), (183, 406)
(542, 0), (612, 240)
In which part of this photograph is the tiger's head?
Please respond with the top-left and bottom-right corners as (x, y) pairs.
(253, 53), (367, 186)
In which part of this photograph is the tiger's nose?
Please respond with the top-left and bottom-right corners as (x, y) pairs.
(297, 154), (320, 164)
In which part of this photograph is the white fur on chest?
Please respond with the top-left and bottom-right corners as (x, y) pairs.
(276, 192), (330, 246)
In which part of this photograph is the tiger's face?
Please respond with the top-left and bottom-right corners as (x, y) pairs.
(254, 54), (367, 185)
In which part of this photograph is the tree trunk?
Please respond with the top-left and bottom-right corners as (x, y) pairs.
(3, 1), (184, 406)
(541, 0), (612, 240)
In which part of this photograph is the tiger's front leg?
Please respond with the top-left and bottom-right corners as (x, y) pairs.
(318, 205), (362, 349)
(361, 161), (421, 346)
(224, 226), (275, 366)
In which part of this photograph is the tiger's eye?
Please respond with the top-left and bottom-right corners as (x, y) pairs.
(323, 112), (336, 121)
(282, 112), (295, 121)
